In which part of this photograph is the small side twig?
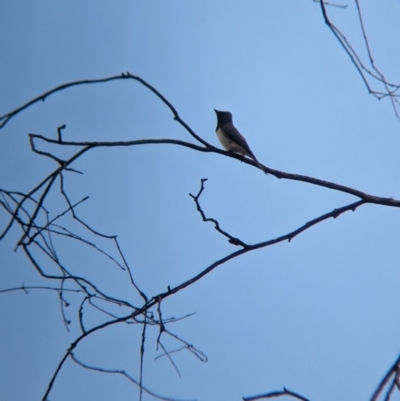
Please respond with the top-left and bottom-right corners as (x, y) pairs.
(189, 178), (249, 247)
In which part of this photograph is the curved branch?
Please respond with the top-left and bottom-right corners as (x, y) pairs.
(0, 72), (211, 147)
(69, 353), (194, 401)
(243, 387), (311, 401)
(42, 313), (133, 401)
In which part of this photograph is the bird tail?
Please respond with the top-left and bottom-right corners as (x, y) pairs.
(252, 157), (268, 175)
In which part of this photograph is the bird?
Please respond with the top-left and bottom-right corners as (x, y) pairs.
(214, 109), (268, 174)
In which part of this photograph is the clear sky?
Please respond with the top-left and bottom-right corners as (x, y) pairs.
(1, 1), (400, 401)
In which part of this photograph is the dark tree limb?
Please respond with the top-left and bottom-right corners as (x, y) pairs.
(243, 387), (311, 401)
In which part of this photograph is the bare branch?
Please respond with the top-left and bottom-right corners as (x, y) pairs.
(0, 285), (83, 295)
(69, 352), (195, 401)
(28, 132), (400, 207)
(318, 0), (400, 119)
(139, 317), (147, 401)
(2, 72), (399, 401)
(370, 354), (400, 401)
(243, 387), (311, 401)
(160, 199), (365, 301)
(189, 178), (249, 247)
(313, 0), (347, 9)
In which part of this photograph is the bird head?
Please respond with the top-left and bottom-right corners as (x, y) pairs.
(214, 109), (233, 124)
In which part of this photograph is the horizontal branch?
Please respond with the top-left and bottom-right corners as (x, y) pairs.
(29, 133), (400, 208)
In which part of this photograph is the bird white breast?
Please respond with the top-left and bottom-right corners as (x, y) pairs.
(216, 128), (232, 151)
(216, 127), (248, 156)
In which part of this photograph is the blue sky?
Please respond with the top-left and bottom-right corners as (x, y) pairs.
(1, 1), (400, 401)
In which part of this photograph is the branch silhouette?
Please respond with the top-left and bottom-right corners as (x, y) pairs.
(318, 0), (400, 119)
(243, 387), (311, 401)
(1, 73), (399, 401)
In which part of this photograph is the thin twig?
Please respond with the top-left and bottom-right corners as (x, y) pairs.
(243, 387), (311, 401)
(69, 352), (194, 401)
(189, 178), (249, 247)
